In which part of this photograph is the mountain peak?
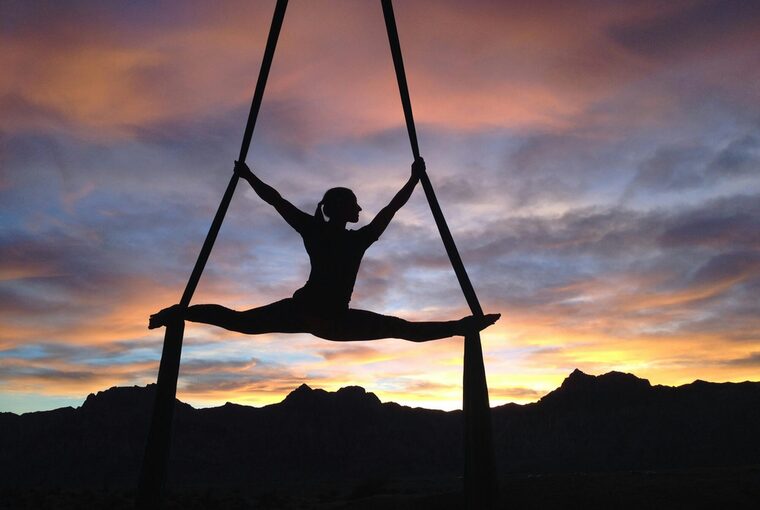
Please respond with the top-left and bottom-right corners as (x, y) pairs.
(336, 385), (381, 406)
(565, 368), (594, 384)
(336, 385), (367, 398)
(281, 383), (327, 406)
(280, 384), (380, 409)
(561, 369), (650, 388)
(541, 369), (651, 406)
(81, 384), (156, 412)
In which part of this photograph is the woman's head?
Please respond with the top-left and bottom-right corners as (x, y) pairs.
(315, 187), (361, 223)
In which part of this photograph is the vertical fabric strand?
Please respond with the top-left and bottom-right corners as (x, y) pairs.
(380, 1), (497, 508)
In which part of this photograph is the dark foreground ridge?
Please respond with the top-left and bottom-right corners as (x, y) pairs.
(1, 370), (759, 493)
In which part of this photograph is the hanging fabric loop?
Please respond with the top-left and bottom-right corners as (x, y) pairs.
(380, 1), (497, 508)
(137, 2), (290, 508)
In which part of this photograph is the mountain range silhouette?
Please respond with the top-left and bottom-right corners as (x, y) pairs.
(2, 369), (759, 492)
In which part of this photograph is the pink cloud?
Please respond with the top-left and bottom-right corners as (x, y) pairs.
(8, 0), (757, 143)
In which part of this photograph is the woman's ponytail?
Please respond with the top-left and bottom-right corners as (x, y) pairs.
(314, 200), (325, 222)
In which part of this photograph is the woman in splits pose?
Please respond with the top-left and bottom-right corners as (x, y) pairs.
(150, 159), (500, 341)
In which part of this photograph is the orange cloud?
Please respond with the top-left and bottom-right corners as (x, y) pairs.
(2, 0), (717, 143)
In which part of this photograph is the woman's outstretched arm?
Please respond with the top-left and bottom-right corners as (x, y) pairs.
(366, 158), (424, 240)
(234, 161), (311, 232)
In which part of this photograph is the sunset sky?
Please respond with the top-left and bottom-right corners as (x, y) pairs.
(2, 0), (760, 414)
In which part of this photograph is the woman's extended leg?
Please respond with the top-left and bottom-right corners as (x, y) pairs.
(149, 299), (307, 334)
(313, 309), (499, 342)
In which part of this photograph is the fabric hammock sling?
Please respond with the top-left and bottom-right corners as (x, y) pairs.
(136, 1), (496, 508)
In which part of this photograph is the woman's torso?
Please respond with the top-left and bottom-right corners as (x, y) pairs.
(293, 219), (376, 312)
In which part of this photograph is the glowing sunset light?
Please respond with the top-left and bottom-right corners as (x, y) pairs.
(2, 0), (760, 415)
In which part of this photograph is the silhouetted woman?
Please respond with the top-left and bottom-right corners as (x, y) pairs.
(150, 159), (499, 341)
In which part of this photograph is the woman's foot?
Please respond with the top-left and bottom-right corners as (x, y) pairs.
(457, 313), (500, 336)
(149, 304), (184, 329)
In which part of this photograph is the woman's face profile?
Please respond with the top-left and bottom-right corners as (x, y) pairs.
(325, 189), (361, 223)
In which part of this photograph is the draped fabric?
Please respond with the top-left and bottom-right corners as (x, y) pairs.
(138, 1), (496, 508)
